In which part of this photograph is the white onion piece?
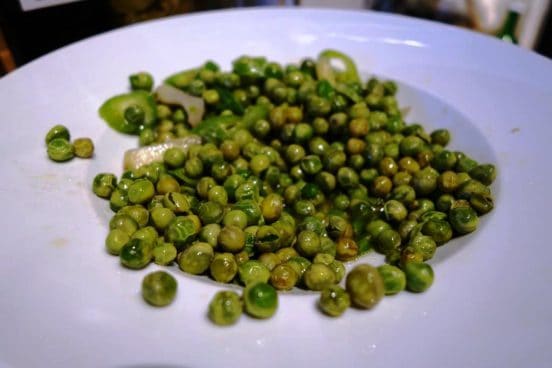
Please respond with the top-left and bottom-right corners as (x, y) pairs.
(155, 84), (205, 127)
(123, 135), (201, 170)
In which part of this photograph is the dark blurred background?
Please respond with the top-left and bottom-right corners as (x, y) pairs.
(1, 0), (550, 75)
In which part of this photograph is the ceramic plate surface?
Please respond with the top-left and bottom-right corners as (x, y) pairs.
(1, 8), (551, 368)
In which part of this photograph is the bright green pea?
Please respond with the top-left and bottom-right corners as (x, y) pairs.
(131, 226), (158, 247)
(165, 216), (198, 249)
(208, 290), (243, 326)
(243, 282), (278, 319)
(150, 207), (176, 231)
(408, 234), (437, 261)
(162, 192), (190, 214)
(105, 228), (130, 255)
(377, 264), (406, 295)
(120, 205), (149, 228)
(163, 147), (187, 168)
(92, 173), (117, 198)
(254, 225), (281, 253)
(296, 230), (321, 258)
(153, 243), (177, 265)
(449, 206), (479, 234)
(198, 201), (224, 224)
(141, 271), (177, 307)
(47, 138), (74, 162)
(120, 238), (152, 269)
(129, 72), (154, 91)
(238, 260), (271, 286)
(127, 179), (155, 204)
(223, 210), (248, 229)
(109, 213), (139, 236)
(199, 223), (221, 247)
(45, 124), (70, 144)
(404, 262), (434, 292)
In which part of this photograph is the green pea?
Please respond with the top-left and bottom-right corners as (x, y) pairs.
(199, 223), (221, 247)
(129, 72), (154, 91)
(296, 230), (321, 258)
(255, 225), (281, 253)
(163, 147), (186, 168)
(430, 129), (450, 146)
(449, 206), (479, 234)
(412, 166), (439, 196)
(109, 213), (139, 236)
(421, 219), (453, 245)
(319, 285), (350, 317)
(235, 181), (260, 202)
(469, 164), (496, 186)
(243, 282), (278, 319)
(207, 186), (228, 206)
(399, 135), (426, 156)
(208, 290), (242, 326)
(432, 150), (457, 172)
(198, 201), (224, 224)
(222, 210), (248, 229)
(156, 175), (180, 195)
(105, 228), (130, 255)
(238, 260), (271, 286)
(73, 138), (94, 158)
(178, 242), (214, 275)
(131, 226), (158, 247)
(233, 200), (262, 226)
(336, 167), (359, 189)
(109, 189), (128, 212)
(141, 271), (177, 307)
(377, 264), (406, 295)
(303, 263), (336, 291)
(120, 238), (152, 269)
(346, 264), (384, 309)
(124, 104), (145, 127)
(384, 199), (408, 222)
(294, 200), (315, 217)
(127, 179), (155, 204)
(45, 124), (70, 144)
(260, 193), (284, 222)
(249, 154), (270, 176)
(408, 234), (437, 261)
(334, 237), (358, 261)
(210, 252), (238, 283)
(47, 138), (74, 162)
(218, 226), (246, 253)
(270, 263), (298, 290)
(152, 243), (177, 265)
(165, 216), (198, 249)
(150, 207), (175, 231)
(119, 205), (149, 228)
(404, 262), (434, 292)
(92, 173), (117, 198)
(300, 155), (323, 175)
(366, 219), (391, 238)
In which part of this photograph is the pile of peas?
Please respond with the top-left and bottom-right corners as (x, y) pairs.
(93, 52), (495, 324)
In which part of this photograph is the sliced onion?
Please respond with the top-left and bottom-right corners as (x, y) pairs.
(155, 84), (205, 127)
(123, 135), (202, 170)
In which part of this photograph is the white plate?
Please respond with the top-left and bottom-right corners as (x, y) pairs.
(1, 7), (551, 368)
